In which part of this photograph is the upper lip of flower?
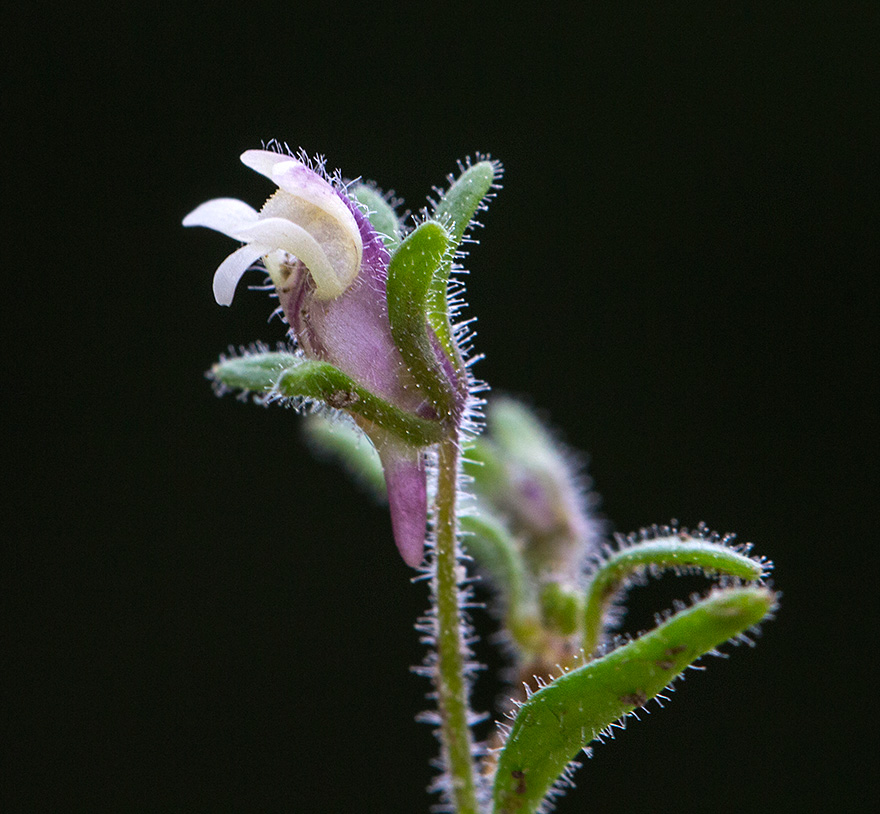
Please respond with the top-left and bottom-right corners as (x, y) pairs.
(182, 149), (364, 305)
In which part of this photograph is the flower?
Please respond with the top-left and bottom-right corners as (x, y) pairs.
(184, 149), (442, 567)
(183, 150), (364, 304)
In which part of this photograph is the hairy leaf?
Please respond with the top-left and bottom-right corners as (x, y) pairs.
(492, 587), (775, 814)
(582, 535), (769, 656)
(386, 221), (454, 415)
(428, 160), (500, 357)
(211, 353), (442, 446)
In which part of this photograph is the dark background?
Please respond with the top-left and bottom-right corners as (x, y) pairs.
(6, 2), (876, 812)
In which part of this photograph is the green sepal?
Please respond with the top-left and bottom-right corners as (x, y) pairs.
(434, 161), (498, 246)
(211, 353), (442, 447)
(427, 161), (498, 357)
(492, 587), (776, 814)
(582, 536), (769, 657)
(349, 184), (402, 249)
(386, 221), (454, 416)
(302, 414), (386, 500)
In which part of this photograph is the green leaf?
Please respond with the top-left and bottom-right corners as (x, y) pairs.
(582, 534), (770, 657)
(434, 161), (499, 246)
(210, 351), (300, 391)
(492, 586), (776, 814)
(460, 512), (541, 651)
(302, 414), (386, 500)
(349, 184), (402, 249)
(386, 221), (454, 416)
(211, 353), (442, 446)
(428, 160), (500, 357)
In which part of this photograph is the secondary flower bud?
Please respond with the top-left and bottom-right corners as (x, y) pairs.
(468, 398), (602, 578)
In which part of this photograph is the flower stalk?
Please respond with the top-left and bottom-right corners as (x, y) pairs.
(432, 433), (480, 814)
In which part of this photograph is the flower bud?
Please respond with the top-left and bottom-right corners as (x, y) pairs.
(468, 398), (601, 578)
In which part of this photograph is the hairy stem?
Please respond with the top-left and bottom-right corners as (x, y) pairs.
(433, 433), (479, 814)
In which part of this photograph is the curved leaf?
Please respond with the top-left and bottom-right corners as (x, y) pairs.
(582, 534), (770, 656)
(492, 586), (775, 814)
(211, 353), (442, 446)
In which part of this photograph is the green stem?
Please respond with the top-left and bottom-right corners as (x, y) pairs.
(433, 434), (480, 814)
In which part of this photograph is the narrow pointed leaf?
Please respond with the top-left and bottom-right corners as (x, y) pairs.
(386, 221), (454, 415)
(211, 354), (442, 446)
(582, 535), (769, 657)
(492, 587), (776, 814)
(428, 161), (499, 356)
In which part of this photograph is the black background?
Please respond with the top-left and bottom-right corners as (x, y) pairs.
(6, 2), (876, 812)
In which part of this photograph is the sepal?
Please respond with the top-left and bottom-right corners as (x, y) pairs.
(428, 159), (502, 357)
(433, 160), (500, 246)
(386, 221), (457, 416)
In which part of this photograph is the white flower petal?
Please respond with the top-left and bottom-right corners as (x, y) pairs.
(237, 149), (363, 300)
(182, 198), (259, 238)
(235, 217), (351, 300)
(212, 243), (269, 306)
(240, 149), (293, 182)
(270, 161), (362, 247)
